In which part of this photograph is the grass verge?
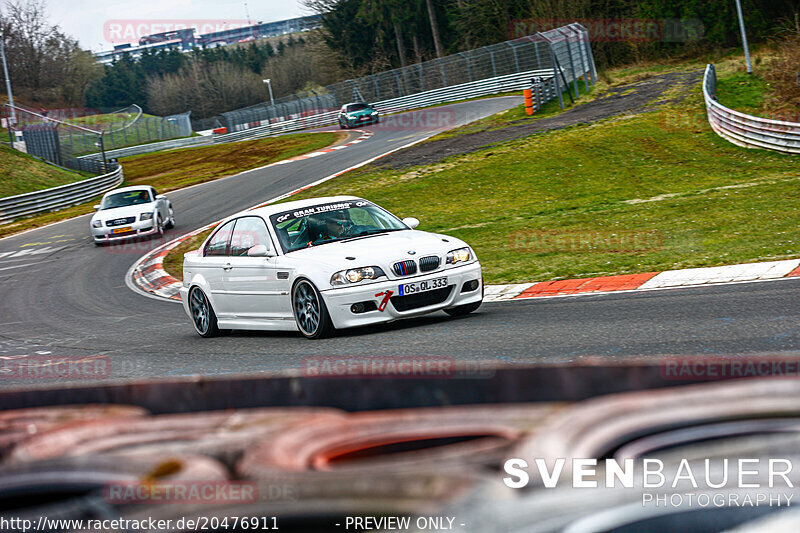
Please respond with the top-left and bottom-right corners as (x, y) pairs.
(0, 145), (90, 198)
(274, 64), (799, 285)
(0, 132), (342, 240)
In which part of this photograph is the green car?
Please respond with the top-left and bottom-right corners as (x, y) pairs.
(338, 102), (380, 129)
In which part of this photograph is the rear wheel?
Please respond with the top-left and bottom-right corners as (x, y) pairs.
(164, 206), (175, 229)
(444, 301), (482, 317)
(292, 280), (333, 339)
(189, 287), (220, 338)
(154, 215), (164, 239)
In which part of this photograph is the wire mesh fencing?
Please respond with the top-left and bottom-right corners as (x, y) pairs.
(3, 104), (191, 174)
(221, 23), (595, 133)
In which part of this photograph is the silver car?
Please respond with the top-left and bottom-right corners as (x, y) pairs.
(90, 185), (174, 245)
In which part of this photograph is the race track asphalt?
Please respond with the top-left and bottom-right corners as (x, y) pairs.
(1, 96), (799, 389)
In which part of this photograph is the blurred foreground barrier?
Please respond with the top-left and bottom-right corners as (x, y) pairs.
(0, 404), (147, 460)
(237, 404), (564, 476)
(513, 378), (800, 486)
(6, 407), (344, 468)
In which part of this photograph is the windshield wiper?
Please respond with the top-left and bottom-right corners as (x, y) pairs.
(341, 228), (401, 242)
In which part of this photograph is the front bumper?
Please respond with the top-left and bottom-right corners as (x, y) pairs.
(91, 220), (157, 242)
(321, 261), (482, 330)
(345, 114), (379, 126)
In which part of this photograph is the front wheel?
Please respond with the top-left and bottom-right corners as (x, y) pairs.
(292, 280), (333, 339)
(189, 287), (221, 337)
(444, 301), (482, 317)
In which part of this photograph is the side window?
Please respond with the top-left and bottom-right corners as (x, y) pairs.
(204, 220), (235, 256)
(230, 217), (273, 256)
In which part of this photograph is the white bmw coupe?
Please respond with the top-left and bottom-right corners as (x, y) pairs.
(180, 196), (483, 339)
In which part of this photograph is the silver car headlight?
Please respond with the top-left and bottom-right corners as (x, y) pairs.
(140, 212), (154, 221)
(446, 247), (472, 265)
(331, 266), (386, 286)
(92, 220), (102, 228)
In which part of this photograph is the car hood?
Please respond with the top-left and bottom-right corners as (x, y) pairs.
(285, 230), (468, 271)
(92, 203), (155, 222)
(345, 108), (376, 118)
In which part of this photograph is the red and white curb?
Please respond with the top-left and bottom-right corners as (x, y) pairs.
(484, 258), (800, 302)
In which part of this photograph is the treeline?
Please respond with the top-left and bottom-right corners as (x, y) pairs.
(308, 0), (800, 72)
(85, 35), (340, 119)
(0, 0), (102, 107)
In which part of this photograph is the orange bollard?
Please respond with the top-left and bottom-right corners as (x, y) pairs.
(523, 88), (534, 116)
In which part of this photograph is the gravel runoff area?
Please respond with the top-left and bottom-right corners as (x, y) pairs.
(376, 71), (703, 170)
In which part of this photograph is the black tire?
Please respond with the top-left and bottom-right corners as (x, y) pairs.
(444, 300), (482, 317)
(164, 206), (175, 229)
(153, 215), (164, 239)
(189, 287), (221, 338)
(292, 279), (334, 339)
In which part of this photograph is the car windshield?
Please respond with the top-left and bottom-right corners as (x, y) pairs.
(100, 190), (150, 209)
(270, 200), (407, 253)
(345, 103), (369, 112)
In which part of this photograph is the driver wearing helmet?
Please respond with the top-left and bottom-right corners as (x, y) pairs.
(323, 210), (352, 238)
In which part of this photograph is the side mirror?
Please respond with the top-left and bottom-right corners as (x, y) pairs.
(402, 217), (419, 229)
(247, 244), (275, 257)
(156, 195), (166, 200)
(93, 204), (101, 210)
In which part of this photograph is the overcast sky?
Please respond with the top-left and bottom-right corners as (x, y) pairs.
(45, 0), (309, 52)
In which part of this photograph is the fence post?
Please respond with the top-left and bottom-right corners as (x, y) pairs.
(418, 64), (425, 92)
(543, 35), (564, 109)
(572, 26), (590, 91)
(507, 42), (521, 73)
(556, 28), (579, 98)
(577, 23), (597, 84)
(459, 52), (473, 82)
(438, 58), (448, 87)
(488, 47), (498, 77)
(394, 71), (404, 97)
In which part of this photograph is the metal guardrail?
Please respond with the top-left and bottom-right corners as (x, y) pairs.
(0, 165), (123, 223)
(80, 135), (212, 160)
(214, 68), (563, 143)
(703, 63), (800, 154)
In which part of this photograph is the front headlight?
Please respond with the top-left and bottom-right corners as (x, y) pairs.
(140, 212), (154, 221)
(92, 220), (102, 228)
(446, 247), (472, 265)
(330, 266), (386, 286)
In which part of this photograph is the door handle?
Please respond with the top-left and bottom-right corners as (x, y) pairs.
(222, 263), (233, 271)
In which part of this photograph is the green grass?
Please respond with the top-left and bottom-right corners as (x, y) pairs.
(277, 70), (800, 285)
(120, 132), (341, 192)
(0, 132), (341, 239)
(714, 70), (768, 114)
(0, 145), (90, 198)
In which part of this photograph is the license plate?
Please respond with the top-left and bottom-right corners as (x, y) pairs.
(112, 226), (132, 234)
(399, 277), (447, 296)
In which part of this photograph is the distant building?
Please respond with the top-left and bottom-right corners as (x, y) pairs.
(95, 15), (320, 64)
